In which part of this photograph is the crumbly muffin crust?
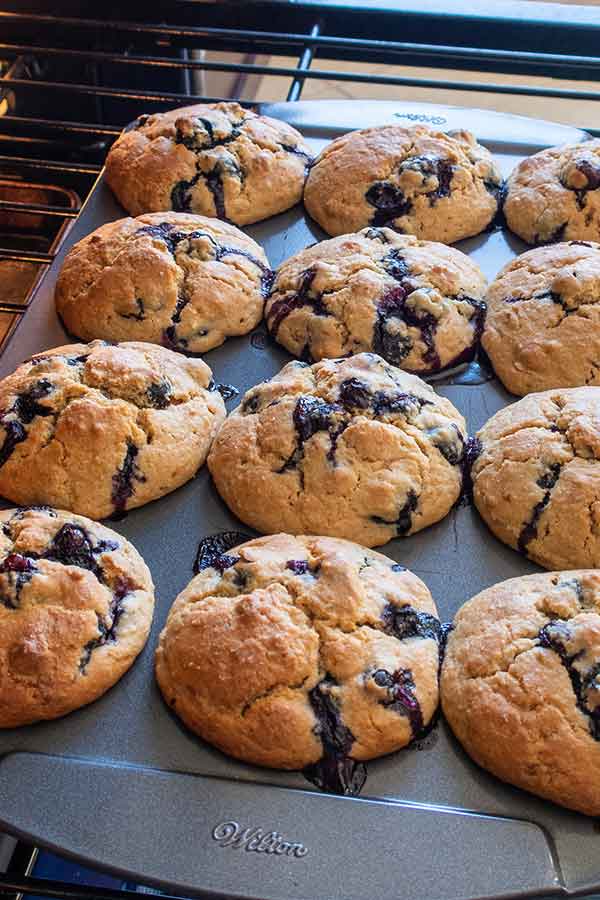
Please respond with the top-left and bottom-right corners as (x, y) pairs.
(105, 101), (313, 225)
(207, 353), (468, 547)
(0, 340), (225, 519)
(56, 212), (272, 355)
(0, 506), (154, 727)
(156, 532), (441, 787)
(303, 125), (503, 243)
(266, 227), (486, 372)
(442, 571), (600, 816)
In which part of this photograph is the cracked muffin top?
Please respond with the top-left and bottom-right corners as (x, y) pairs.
(0, 340), (225, 519)
(105, 102), (313, 226)
(55, 212), (272, 355)
(303, 125), (503, 243)
(207, 352), (469, 548)
(265, 227), (487, 373)
(0, 506), (154, 728)
(441, 571), (600, 816)
(472, 387), (600, 570)
(482, 241), (600, 395)
(155, 532), (441, 788)
(505, 139), (600, 245)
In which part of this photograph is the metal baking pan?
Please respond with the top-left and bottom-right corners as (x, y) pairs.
(0, 100), (596, 900)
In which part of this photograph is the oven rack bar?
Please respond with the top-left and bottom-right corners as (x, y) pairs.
(0, 200), (79, 217)
(5, 64), (600, 106)
(3, 33), (600, 75)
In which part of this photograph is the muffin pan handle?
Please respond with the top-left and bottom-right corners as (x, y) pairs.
(0, 752), (559, 900)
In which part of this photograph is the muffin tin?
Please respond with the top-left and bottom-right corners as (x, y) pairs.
(0, 101), (596, 900)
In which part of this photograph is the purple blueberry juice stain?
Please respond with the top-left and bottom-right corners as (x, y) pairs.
(286, 559), (310, 575)
(303, 675), (367, 796)
(214, 246), (273, 298)
(163, 292), (191, 350)
(460, 436), (482, 503)
(561, 159), (600, 210)
(518, 462), (562, 553)
(337, 378), (372, 410)
(0, 553), (36, 609)
(0, 420), (26, 468)
(539, 620), (600, 740)
(204, 164), (228, 220)
(146, 379), (172, 409)
(374, 250), (443, 369)
(79, 576), (136, 673)
(429, 424), (465, 467)
(365, 181), (412, 227)
(399, 155), (454, 205)
(280, 396), (344, 474)
(171, 174), (201, 213)
(373, 667), (423, 736)
(371, 489), (419, 536)
(13, 380), (54, 424)
(137, 222), (273, 345)
(0, 379), (54, 468)
(111, 440), (146, 517)
(174, 116), (242, 153)
(137, 222), (181, 255)
(120, 298), (146, 321)
(267, 268), (331, 340)
(241, 392), (261, 414)
(338, 378), (429, 420)
(443, 297), (487, 369)
(193, 531), (252, 576)
(44, 524), (107, 574)
(381, 602), (443, 644)
(171, 111), (245, 219)
(279, 143), (313, 166)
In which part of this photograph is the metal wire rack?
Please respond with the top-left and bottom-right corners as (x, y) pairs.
(1, 1), (600, 897)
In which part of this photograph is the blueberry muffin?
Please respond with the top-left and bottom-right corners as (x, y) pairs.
(207, 353), (468, 547)
(473, 387), (600, 570)
(105, 102), (313, 226)
(265, 227), (486, 372)
(56, 213), (272, 355)
(0, 341), (225, 519)
(442, 571), (600, 816)
(0, 506), (154, 727)
(505, 139), (600, 245)
(156, 532), (442, 790)
(303, 125), (503, 243)
(483, 241), (600, 395)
